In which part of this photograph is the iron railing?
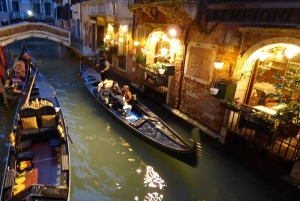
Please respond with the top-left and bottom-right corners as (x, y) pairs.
(222, 104), (300, 161)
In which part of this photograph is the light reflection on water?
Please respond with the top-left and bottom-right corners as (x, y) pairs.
(0, 38), (293, 201)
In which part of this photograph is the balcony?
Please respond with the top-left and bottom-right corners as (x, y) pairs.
(222, 102), (300, 162)
(11, 11), (24, 21)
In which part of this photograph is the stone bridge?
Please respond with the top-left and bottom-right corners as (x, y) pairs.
(0, 22), (70, 46)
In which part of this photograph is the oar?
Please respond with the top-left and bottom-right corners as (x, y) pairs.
(24, 68), (38, 105)
(69, 64), (97, 85)
(68, 73), (82, 85)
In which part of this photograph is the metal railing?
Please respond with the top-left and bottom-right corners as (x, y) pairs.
(141, 69), (168, 94)
(222, 104), (300, 161)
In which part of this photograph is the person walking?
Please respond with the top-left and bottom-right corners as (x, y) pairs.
(96, 55), (110, 81)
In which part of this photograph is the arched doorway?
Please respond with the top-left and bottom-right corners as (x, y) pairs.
(233, 37), (300, 108)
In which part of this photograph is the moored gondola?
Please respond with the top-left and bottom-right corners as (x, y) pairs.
(0, 45), (71, 201)
(0, 45), (38, 109)
(79, 61), (200, 166)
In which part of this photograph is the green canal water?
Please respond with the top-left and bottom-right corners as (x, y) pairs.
(0, 38), (296, 201)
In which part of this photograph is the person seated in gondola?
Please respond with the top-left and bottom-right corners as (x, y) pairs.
(109, 81), (124, 108)
(110, 81), (122, 95)
(120, 85), (132, 117)
(99, 83), (115, 106)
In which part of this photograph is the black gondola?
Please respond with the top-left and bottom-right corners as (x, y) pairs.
(79, 61), (200, 166)
(0, 45), (71, 201)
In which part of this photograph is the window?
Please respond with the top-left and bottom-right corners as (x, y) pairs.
(45, 2), (51, 16)
(184, 42), (218, 85)
(118, 55), (126, 70)
(0, 0), (7, 12)
(34, 3), (40, 13)
(12, 1), (19, 12)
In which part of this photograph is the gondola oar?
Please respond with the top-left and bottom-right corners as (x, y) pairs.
(69, 64), (97, 85)
(23, 68), (38, 106)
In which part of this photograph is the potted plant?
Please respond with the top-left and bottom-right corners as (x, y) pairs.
(274, 102), (300, 138)
(153, 62), (163, 74)
(220, 99), (241, 112)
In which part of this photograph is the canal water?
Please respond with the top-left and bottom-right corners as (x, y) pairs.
(0, 38), (297, 201)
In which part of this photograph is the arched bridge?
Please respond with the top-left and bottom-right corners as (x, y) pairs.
(0, 22), (70, 46)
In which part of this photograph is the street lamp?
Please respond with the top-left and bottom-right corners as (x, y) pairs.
(133, 40), (139, 54)
(210, 61), (224, 95)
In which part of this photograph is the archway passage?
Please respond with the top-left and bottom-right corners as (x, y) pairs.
(0, 22), (70, 46)
(233, 38), (300, 108)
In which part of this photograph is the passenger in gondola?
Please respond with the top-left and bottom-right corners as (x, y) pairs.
(110, 81), (122, 95)
(99, 83), (115, 105)
(121, 85), (132, 117)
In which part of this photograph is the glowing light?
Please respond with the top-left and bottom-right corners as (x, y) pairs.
(285, 46), (298, 59)
(169, 29), (177, 37)
(107, 24), (114, 32)
(105, 35), (110, 40)
(27, 10), (33, 16)
(134, 41), (139, 47)
(160, 48), (169, 56)
(214, 61), (224, 69)
(119, 38), (124, 44)
(121, 25), (128, 32)
(258, 52), (269, 61)
(151, 35), (159, 43)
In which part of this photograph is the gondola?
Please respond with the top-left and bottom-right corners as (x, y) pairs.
(79, 61), (200, 165)
(0, 45), (71, 201)
(0, 46), (38, 109)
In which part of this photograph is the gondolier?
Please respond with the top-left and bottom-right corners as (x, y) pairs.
(96, 55), (110, 81)
(22, 52), (34, 77)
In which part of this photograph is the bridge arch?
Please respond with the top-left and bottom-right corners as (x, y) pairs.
(0, 22), (70, 46)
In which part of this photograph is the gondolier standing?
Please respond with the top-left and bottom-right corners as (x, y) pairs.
(22, 52), (34, 78)
(96, 55), (110, 81)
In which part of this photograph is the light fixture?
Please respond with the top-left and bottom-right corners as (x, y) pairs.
(214, 61), (224, 69)
(119, 38), (123, 44)
(169, 29), (177, 37)
(211, 61), (224, 95)
(133, 41), (139, 47)
(27, 10), (33, 17)
(133, 41), (139, 54)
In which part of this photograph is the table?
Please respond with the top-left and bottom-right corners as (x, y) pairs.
(253, 105), (277, 115)
(253, 82), (277, 94)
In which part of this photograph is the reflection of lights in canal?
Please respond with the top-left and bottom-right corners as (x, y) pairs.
(135, 166), (165, 201)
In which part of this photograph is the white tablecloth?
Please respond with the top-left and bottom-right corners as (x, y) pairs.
(253, 82), (276, 94)
(253, 105), (277, 115)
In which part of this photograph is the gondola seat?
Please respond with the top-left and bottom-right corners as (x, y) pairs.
(18, 106), (61, 142)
